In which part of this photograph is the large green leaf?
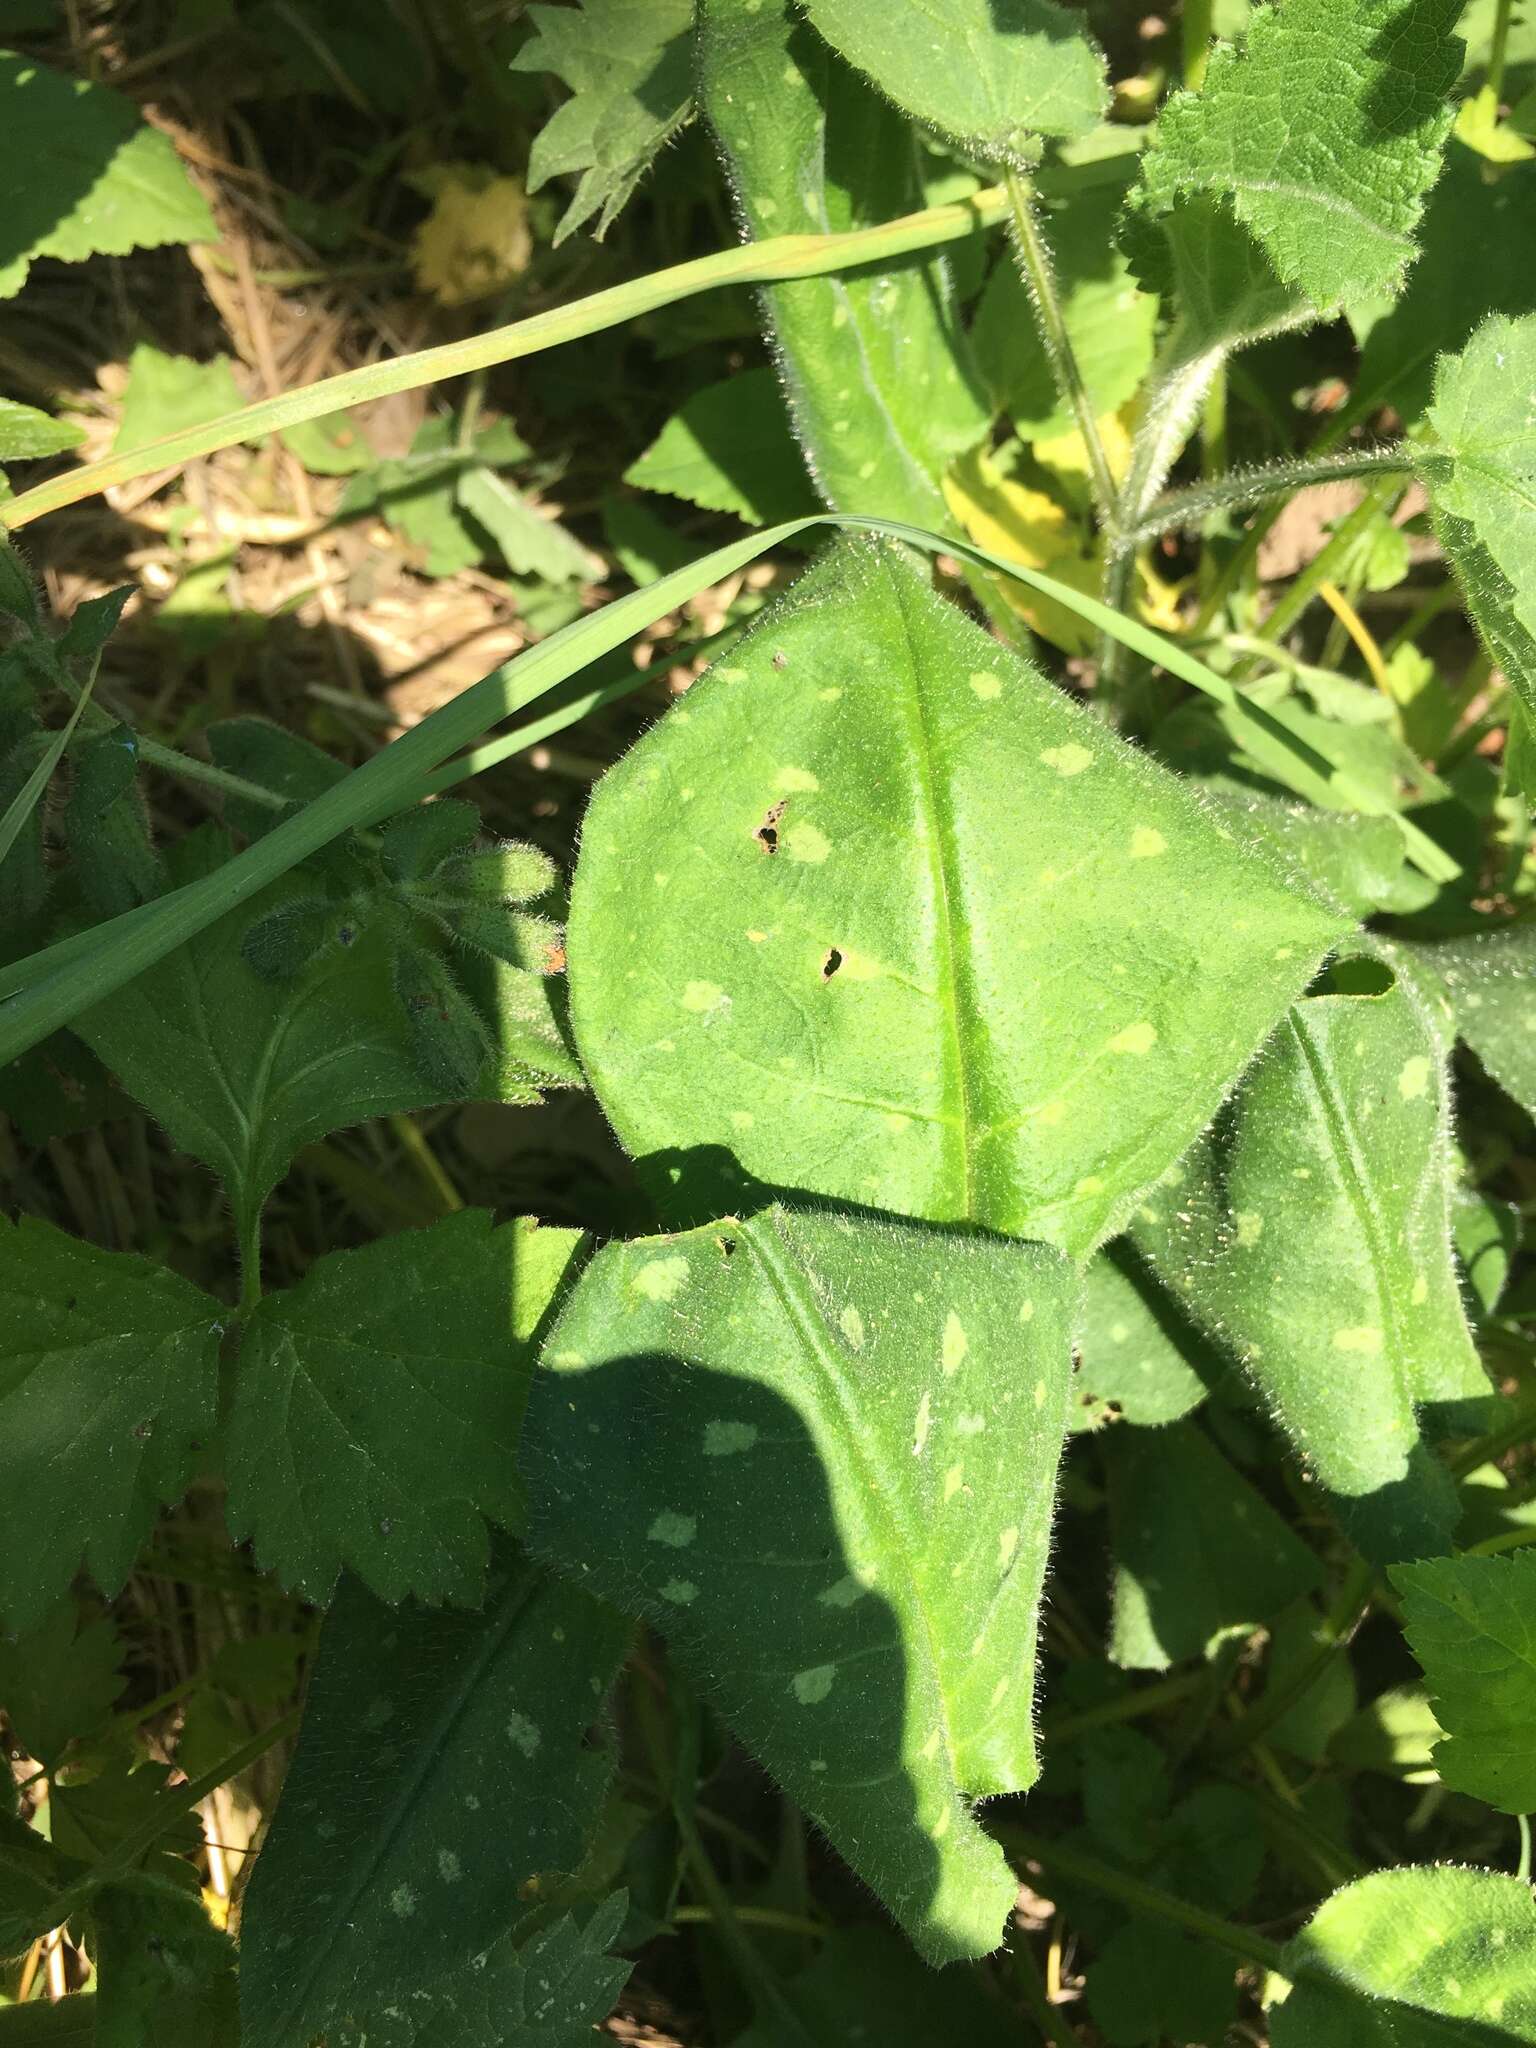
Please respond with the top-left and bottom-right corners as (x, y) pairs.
(225, 1212), (582, 1604)
(1420, 315), (1536, 789)
(0, 53), (214, 298)
(1394, 1551), (1536, 1814)
(0, 1603), (125, 1771)
(333, 1899), (631, 2047)
(1274, 1866), (1536, 2044)
(1409, 923), (1536, 1118)
(0, 1218), (222, 1633)
(523, 1202), (1076, 1964)
(112, 346), (244, 458)
(1133, 974), (1491, 1562)
(90, 1876), (239, 2048)
(1127, 0), (1462, 313)
(1106, 1422), (1322, 1670)
(238, 1549), (629, 2048)
(512, 0), (695, 243)
(698, 0), (988, 531)
(567, 539), (1350, 1254)
(800, 0), (1105, 154)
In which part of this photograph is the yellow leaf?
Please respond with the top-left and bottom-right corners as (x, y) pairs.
(412, 166), (532, 307)
(1454, 85), (1535, 164)
(944, 444), (1100, 655)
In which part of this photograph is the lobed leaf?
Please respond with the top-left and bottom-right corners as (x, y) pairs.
(0, 1217), (223, 1633)
(512, 0), (695, 243)
(799, 0), (1106, 156)
(1394, 1551), (1536, 1813)
(698, 0), (989, 532)
(225, 1211), (583, 1604)
(1132, 971), (1491, 1563)
(1072, 1244), (1217, 1432)
(567, 539), (1350, 1254)
(1408, 922), (1536, 1120)
(238, 1548), (629, 2048)
(0, 53), (213, 298)
(625, 366), (817, 526)
(523, 1202), (1077, 1963)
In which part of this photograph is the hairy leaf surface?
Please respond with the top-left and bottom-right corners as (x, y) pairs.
(512, 0), (695, 242)
(239, 1549), (628, 2048)
(625, 367), (817, 525)
(1409, 923), (1536, 1118)
(0, 1218), (222, 1632)
(226, 1212), (582, 1604)
(1072, 1244), (1216, 1432)
(568, 540), (1349, 1254)
(1274, 1866), (1536, 2044)
(699, 0), (988, 530)
(1128, 0), (1462, 312)
(1133, 977), (1490, 1562)
(333, 1899), (631, 2046)
(800, 0), (1106, 154)
(524, 1202), (1076, 1963)
(1421, 315), (1536, 786)
(1395, 1551), (1536, 1813)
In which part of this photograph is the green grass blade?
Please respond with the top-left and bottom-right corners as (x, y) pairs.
(0, 651), (106, 872)
(0, 190), (1008, 534)
(0, 515), (1453, 1067)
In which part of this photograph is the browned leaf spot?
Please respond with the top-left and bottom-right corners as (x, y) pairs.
(821, 947), (843, 980)
(754, 798), (786, 853)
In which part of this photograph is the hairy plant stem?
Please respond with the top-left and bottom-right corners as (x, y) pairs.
(1, 186), (1010, 532)
(1100, 330), (1228, 691)
(1003, 1827), (1290, 1976)
(1004, 167), (1118, 528)
(1126, 446), (1413, 546)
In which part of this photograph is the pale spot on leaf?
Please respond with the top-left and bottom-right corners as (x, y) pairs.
(660, 1579), (698, 1604)
(913, 1390), (933, 1457)
(1234, 1211), (1264, 1247)
(1130, 826), (1168, 858)
(1333, 1326), (1384, 1354)
(390, 1884), (417, 1918)
(941, 1311), (969, 1376)
(839, 1305), (865, 1349)
(703, 1419), (758, 1456)
(681, 980), (726, 1014)
(783, 821), (831, 863)
(775, 766), (820, 792)
(648, 1511), (697, 1547)
(1397, 1055), (1431, 1100)
(998, 1526), (1019, 1567)
(1108, 1020), (1158, 1056)
(505, 1711), (540, 1757)
(632, 1255), (690, 1302)
(1040, 743), (1094, 776)
(969, 670), (1003, 700)
(944, 1463), (965, 1502)
(792, 1664), (836, 1704)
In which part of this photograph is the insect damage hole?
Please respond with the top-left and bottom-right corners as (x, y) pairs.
(821, 947), (844, 980)
(754, 799), (787, 853)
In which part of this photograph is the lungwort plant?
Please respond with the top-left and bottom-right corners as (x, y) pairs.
(2, 0), (1536, 2042)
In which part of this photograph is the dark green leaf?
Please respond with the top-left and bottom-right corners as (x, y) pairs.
(1106, 1422), (1322, 1670)
(524, 1203), (1075, 1963)
(0, 1217), (222, 1632)
(226, 1211), (582, 1602)
(238, 1549), (629, 2048)
(801, 0), (1105, 153)
(0, 1603), (124, 1770)
(625, 368), (817, 526)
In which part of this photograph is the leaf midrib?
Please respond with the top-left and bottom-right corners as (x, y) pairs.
(252, 1565), (543, 2048)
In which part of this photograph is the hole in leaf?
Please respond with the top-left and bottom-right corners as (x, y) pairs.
(754, 799), (786, 854)
(1308, 956), (1396, 997)
(821, 947), (843, 980)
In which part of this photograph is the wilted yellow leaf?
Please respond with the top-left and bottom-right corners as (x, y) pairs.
(945, 436), (1188, 656)
(412, 165), (532, 307)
